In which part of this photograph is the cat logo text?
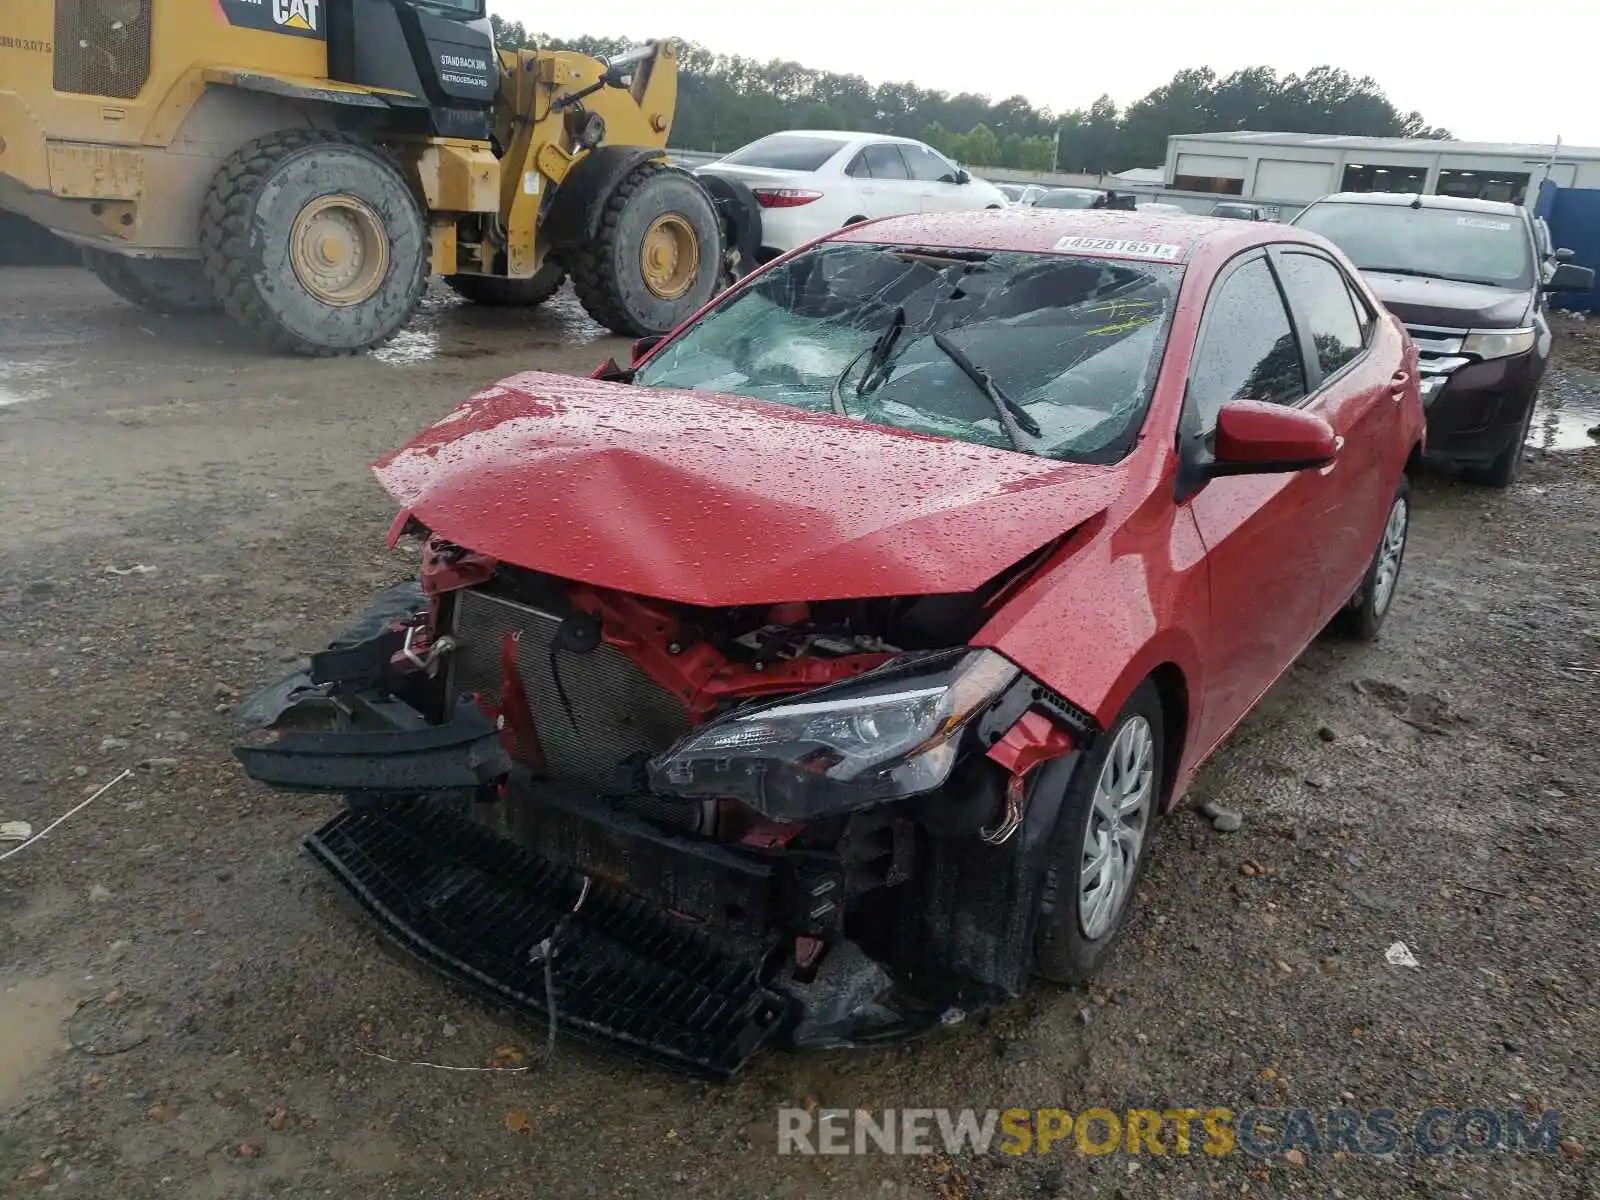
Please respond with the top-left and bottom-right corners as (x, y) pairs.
(272, 0), (320, 32)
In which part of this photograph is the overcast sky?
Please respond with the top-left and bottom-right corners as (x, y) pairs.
(491, 0), (1594, 151)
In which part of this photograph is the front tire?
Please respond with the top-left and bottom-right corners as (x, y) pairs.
(82, 250), (218, 315)
(1462, 391), (1536, 487)
(569, 160), (723, 337)
(1331, 477), (1410, 641)
(1034, 680), (1164, 984)
(199, 130), (428, 357)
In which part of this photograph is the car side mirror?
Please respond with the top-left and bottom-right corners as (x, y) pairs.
(1208, 400), (1339, 477)
(589, 357), (632, 382)
(954, 168), (971, 184)
(1544, 261), (1595, 293)
(1553, 247), (1575, 261)
(631, 334), (666, 364)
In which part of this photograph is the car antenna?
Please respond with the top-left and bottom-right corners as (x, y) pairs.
(1410, 193), (1423, 209)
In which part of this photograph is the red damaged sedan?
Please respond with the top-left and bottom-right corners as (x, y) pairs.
(237, 209), (1424, 1077)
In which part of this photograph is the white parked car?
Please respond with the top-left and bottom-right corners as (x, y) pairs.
(997, 183), (1049, 208)
(1032, 187), (1114, 210)
(695, 131), (1009, 260)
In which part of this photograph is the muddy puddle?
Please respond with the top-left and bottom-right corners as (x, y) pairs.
(0, 362), (52, 407)
(1531, 366), (1600, 451)
(372, 286), (612, 367)
(0, 975), (74, 1107)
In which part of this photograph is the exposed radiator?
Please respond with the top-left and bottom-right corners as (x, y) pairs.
(448, 589), (692, 791)
(54, 0), (154, 100)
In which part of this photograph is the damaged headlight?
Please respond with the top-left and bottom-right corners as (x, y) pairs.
(648, 649), (1020, 820)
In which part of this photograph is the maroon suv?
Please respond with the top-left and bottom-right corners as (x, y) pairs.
(1292, 192), (1593, 486)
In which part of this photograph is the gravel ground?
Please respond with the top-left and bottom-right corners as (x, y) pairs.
(1, 270), (1597, 1199)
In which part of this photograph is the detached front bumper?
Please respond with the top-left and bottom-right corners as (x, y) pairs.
(237, 681), (993, 1076)
(305, 793), (790, 1078)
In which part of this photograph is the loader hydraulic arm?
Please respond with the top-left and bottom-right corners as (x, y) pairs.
(494, 40), (679, 277)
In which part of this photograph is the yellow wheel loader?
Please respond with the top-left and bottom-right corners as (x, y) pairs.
(0, 2), (761, 355)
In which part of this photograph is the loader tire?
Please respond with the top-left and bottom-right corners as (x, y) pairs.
(443, 263), (567, 307)
(82, 249), (219, 315)
(199, 130), (428, 357)
(569, 160), (723, 337)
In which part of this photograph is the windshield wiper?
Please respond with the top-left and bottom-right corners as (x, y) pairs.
(1364, 264), (1512, 287)
(831, 306), (905, 417)
(930, 332), (1042, 451)
(1362, 265), (1468, 282)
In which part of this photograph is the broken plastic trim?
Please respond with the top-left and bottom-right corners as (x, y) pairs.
(234, 699), (510, 795)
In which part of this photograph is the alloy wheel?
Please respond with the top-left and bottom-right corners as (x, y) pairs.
(1372, 495), (1409, 617)
(1079, 715), (1156, 939)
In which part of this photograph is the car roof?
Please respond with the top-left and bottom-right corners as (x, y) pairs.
(1307, 191), (1525, 217)
(831, 209), (1313, 266)
(742, 129), (919, 146)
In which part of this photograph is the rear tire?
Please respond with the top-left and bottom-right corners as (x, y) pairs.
(199, 129), (428, 357)
(1034, 680), (1164, 985)
(82, 249), (218, 315)
(1330, 476), (1410, 641)
(444, 263), (566, 307)
(569, 160), (723, 337)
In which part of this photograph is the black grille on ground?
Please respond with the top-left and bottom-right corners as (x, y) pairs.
(54, 0), (153, 100)
(449, 589), (691, 790)
(307, 798), (788, 1078)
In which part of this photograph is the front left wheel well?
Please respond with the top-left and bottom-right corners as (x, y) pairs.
(1146, 662), (1189, 812)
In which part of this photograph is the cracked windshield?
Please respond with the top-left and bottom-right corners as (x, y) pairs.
(632, 243), (1180, 463)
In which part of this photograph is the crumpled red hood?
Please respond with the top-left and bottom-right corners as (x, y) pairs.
(373, 372), (1125, 606)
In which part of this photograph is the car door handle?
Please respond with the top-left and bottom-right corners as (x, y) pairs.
(1320, 435), (1346, 475)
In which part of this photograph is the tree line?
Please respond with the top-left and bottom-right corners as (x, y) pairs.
(491, 19), (1453, 173)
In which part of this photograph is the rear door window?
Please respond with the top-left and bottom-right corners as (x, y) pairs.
(860, 144), (910, 180)
(1274, 251), (1366, 379)
(720, 135), (845, 172)
(1188, 255), (1307, 430)
(1345, 276), (1375, 344)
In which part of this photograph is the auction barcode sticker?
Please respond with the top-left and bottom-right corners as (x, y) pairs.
(1052, 236), (1184, 261)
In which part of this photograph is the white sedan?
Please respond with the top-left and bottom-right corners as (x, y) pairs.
(997, 183), (1050, 208)
(695, 131), (1009, 260)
